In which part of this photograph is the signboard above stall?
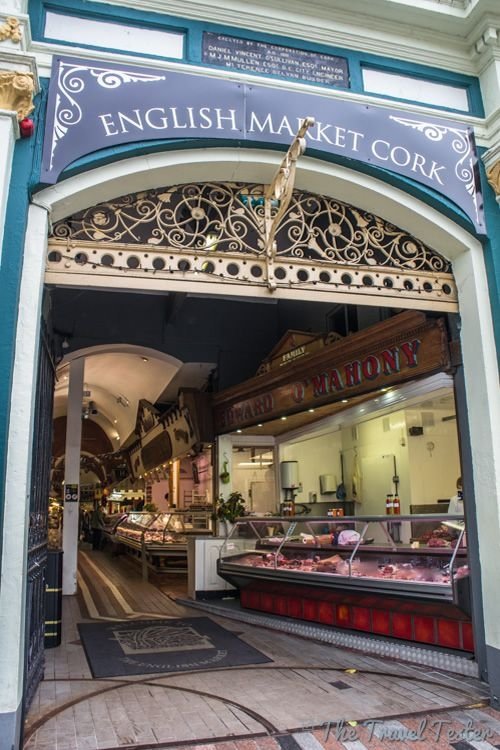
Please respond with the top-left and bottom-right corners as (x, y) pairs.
(213, 312), (451, 432)
(41, 56), (484, 233)
(127, 392), (213, 480)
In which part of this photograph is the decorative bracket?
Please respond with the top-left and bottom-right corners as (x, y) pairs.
(0, 17), (22, 43)
(0, 71), (34, 121)
(263, 117), (315, 289)
(486, 160), (500, 205)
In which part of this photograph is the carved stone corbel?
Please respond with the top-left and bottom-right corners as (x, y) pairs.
(486, 160), (500, 200)
(0, 17), (22, 43)
(0, 71), (34, 120)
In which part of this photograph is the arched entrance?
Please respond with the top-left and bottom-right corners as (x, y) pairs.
(4, 146), (499, 718)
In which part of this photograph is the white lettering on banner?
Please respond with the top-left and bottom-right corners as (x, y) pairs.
(371, 140), (446, 185)
(98, 107), (239, 136)
(248, 112), (365, 151)
(98, 107), (447, 188)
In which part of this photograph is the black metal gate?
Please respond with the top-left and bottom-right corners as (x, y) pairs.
(23, 319), (55, 711)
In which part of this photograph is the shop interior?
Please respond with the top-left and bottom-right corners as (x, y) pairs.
(47, 286), (463, 609)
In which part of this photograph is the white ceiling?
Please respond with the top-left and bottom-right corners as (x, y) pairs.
(54, 344), (215, 448)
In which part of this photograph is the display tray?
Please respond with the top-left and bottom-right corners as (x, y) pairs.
(217, 553), (464, 601)
(217, 514), (469, 605)
(115, 535), (188, 553)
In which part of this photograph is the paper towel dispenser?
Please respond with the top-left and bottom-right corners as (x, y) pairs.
(319, 474), (336, 494)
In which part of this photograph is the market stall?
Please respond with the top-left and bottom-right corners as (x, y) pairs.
(115, 510), (213, 580)
(217, 514), (472, 651)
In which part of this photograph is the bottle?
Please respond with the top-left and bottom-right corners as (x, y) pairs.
(393, 495), (401, 515)
(385, 494), (393, 515)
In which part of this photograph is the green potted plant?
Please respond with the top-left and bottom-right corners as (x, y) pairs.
(214, 491), (246, 534)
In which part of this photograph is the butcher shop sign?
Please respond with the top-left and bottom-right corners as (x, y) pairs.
(41, 56), (484, 233)
(213, 312), (451, 431)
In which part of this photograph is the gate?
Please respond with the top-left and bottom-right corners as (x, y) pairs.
(23, 318), (55, 711)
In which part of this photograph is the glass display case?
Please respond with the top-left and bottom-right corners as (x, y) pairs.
(102, 512), (127, 535)
(115, 510), (213, 548)
(217, 514), (469, 604)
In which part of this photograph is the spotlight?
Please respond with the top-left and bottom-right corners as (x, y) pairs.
(62, 337), (70, 349)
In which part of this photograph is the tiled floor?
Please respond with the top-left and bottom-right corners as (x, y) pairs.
(24, 547), (498, 750)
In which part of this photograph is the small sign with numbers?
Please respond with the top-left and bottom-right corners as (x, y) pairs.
(64, 484), (79, 502)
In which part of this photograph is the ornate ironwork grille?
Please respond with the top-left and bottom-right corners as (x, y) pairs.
(47, 182), (457, 309)
(23, 320), (55, 711)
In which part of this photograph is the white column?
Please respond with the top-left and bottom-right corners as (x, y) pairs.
(62, 357), (84, 595)
(454, 240), (500, 703)
(0, 204), (47, 740)
(0, 111), (18, 263)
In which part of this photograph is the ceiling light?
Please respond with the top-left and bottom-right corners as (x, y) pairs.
(281, 416), (287, 421)
(308, 408), (315, 413)
(236, 429), (242, 433)
(257, 423), (263, 427)
(141, 357), (149, 362)
(341, 399), (349, 404)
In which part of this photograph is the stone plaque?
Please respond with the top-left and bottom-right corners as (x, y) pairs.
(203, 32), (349, 88)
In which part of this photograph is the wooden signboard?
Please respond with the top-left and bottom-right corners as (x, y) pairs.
(127, 392), (213, 479)
(213, 312), (451, 433)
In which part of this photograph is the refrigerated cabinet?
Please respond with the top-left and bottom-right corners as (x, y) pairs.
(115, 510), (213, 580)
(217, 515), (473, 651)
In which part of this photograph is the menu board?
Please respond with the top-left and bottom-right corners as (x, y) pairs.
(203, 32), (349, 88)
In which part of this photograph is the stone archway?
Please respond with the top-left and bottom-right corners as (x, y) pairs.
(1, 147), (496, 724)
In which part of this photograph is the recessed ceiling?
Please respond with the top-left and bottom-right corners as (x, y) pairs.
(54, 345), (215, 448)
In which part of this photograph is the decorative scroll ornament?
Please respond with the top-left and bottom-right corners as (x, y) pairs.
(0, 71), (34, 120)
(486, 160), (500, 200)
(48, 61), (166, 171)
(51, 181), (451, 275)
(390, 115), (480, 225)
(0, 17), (22, 43)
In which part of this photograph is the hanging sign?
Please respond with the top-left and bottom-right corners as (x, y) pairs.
(41, 56), (484, 233)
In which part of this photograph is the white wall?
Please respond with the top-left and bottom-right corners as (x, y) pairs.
(280, 430), (342, 505)
(406, 408), (461, 505)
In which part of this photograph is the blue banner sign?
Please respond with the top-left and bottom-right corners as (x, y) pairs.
(41, 56), (484, 233)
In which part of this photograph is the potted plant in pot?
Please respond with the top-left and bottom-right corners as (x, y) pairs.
(214, 491), (246, 536)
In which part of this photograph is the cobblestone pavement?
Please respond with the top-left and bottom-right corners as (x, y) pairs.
(154, 704), (500, 750)
(24, 552), (498, 750)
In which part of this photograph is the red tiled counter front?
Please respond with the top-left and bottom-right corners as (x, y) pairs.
(239, 581), (474, 652)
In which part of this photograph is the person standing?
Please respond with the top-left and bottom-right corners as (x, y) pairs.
(448, 477), (464, 515)
(90, 499), (107, 550)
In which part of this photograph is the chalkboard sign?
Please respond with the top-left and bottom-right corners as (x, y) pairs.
(203, 32), (349, 89)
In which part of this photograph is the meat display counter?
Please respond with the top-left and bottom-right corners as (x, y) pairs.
(217, 515), (473, 652)
(115, 510), (213, 580)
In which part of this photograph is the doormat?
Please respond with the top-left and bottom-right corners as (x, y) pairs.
(78, 617), (272, 677)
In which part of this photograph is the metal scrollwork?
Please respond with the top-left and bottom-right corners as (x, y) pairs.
(49, 62), (166, 170)
(51, 181), (450, 274)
